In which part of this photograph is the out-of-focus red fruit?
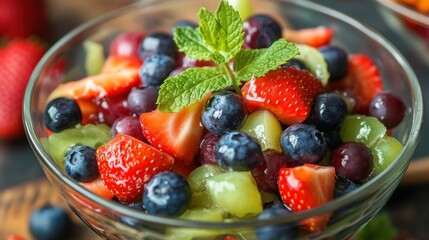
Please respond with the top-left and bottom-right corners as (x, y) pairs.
(109, 32), (145, 59)
(0, 0), (49, 39)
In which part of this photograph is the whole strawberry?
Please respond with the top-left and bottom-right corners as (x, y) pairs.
(0, 0), (49, 39)
(0, 39), (45, 139)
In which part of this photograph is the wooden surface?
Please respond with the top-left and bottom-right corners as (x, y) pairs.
(0, 178), (101, 240)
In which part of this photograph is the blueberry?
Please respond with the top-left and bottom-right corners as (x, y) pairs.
(172, 20), (198, 30)
(65, 145), (99, 182)
(44, 97), (82, 133)
(29, 204), (71, 240)
(281, 58), (308, 71)
(324, 129), (343, 150)
(263, 199), (286, 209)
(214, 131), (263, 171)
(280, 123), (326, 164)
(143, 171), (191, 217)
(127, 86), (159, 115)
(255, 208), (299, 240)
(244, 14), (282, 49)
(119, 202), (145, 227)
(307, 93), (348, 131)
(139, 32), (178, 60)
(334, 176), (360, 199)
(201, 91), (247, 136)
(140, 54), (176, 86)
(320, 46), (348, 81)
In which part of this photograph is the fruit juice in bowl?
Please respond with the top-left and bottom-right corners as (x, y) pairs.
(23, 0), (423, 239)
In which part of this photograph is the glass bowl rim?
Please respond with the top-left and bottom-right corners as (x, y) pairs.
(23, 0), (423, 229)
(377, 0), (429, 28)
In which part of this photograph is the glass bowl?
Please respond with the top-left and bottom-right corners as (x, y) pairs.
(377, 0), (429, 46)
(23, 0), (423, 239)
(377, 0), (429, 27)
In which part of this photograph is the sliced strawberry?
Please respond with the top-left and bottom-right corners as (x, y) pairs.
(278, 164), (335, 232)
(172, 160), (200, 178)
(327, 54), (384, 114)
(101, 55), (142, 73)
(140, 96), (208, 164)
(283, 26), (334, 48)
(47, 55), (141, 102)
(96, 134), (174, 203)
(80, 177), (114, 200)
(241, 67), (323, 125)
(6, 235), (25, 240)
(76, 99), (99, 125)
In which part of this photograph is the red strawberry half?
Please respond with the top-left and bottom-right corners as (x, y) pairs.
(327, 54), (384, 114)
(283, 26), (334, 48)
(48, 55), (141, 101)
(140, 95), (208, 165)
(0, 39), (46, 139)
(96, 134), (174, 203)
(242, 67), (323, 125)
(278, 164), (335, 232)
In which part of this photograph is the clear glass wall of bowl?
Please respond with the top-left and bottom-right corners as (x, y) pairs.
(23, 0), (422, 239)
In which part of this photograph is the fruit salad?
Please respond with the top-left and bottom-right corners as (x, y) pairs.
(42, 0), (406, 238)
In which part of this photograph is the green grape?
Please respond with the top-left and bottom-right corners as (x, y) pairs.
(340, 115), (387, 148)
(84, 40), (105, 75)
(167, 208), (225, 240)
(226, 0), (253, 20)
(294, 44), (330, 86)
(188, 164), (224, 192)
(371, 135), (403, 176)
(206, 171), (262, 218)
(48, 124), (111, 169)
(239, 110), (282, 152)
(189, 190), (214, 209)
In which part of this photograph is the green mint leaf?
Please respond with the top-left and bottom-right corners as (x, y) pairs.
(215, 0), (244, 57)
(198, 8), (222, 51)
(198, 0), (243, 64)
(173, 26), (212, 61)
(354, 213), (397, 240)
(233, 39), (299, 81)
(157, 67), (233, 112)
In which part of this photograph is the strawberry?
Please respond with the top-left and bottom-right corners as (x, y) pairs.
(6, 235), (25, 240)
(47, 55), (142, 102)
(327, 54), (384, 114)
(80, 177), (114, 200)
(140, 95), (208, 164)
(0, 39), (45, 139)
(283, 26), (334, 48)
(0, 0), (49, 39)
(278, 164), (335, 232)
(101, 55), (142, 73)
(47, 69), (141, 101)
(241, 67), (323, 125)
(76, 99), (100, 125)
(97, 134), (174, 203)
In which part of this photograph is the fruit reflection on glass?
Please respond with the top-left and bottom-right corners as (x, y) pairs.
(24, 0), (421, 239)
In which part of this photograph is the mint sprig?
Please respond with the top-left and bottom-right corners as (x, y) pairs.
(157, 0), (299, 112)
(157, 67), (232, 111)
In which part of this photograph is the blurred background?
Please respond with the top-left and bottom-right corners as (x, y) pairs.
(0, 0), (428, 239)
